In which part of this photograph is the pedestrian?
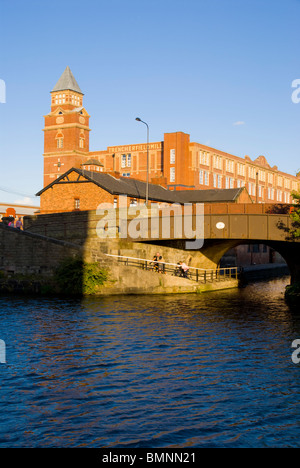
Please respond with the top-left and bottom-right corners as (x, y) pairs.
(15, 217), (23, 230)
(8, 219), (14, 227)
(152, 252), (162, 272)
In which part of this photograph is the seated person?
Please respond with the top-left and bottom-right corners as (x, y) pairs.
(180, 261), (190, 278)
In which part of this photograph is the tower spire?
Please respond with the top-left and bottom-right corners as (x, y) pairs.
(52, 66), (83, 94)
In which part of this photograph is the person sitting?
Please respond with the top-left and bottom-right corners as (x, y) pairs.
(180, 261), (190, 278)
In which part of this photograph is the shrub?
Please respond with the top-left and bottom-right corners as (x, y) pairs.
(54, 257), (108, 296)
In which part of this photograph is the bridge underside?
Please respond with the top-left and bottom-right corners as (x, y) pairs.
(141, 238), (300, 284)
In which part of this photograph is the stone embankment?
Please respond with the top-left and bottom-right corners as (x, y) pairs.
(0, 222), (238, 296)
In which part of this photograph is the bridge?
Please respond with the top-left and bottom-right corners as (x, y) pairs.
(101, 203), (299, 284)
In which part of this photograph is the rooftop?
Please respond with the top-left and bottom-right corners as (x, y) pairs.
(51, 66), (83, 94)
(37, 168), (250, 204)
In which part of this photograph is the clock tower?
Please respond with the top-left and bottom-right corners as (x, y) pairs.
(43, 66), (91, 186)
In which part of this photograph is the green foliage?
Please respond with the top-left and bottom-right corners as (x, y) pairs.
(288, 191), (300, 240)
(285, 282), (300, 304)
(54, 257), (108, 296)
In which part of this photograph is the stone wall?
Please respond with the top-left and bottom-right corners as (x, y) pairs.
(0, 223), (83, 276)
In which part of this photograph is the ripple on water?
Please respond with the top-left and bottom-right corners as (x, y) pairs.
(0, 278), (300, 448)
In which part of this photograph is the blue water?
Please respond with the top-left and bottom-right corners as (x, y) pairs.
(0, 277), (300, 448)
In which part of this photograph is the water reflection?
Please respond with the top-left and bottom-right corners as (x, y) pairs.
(0, 278), (300, 448)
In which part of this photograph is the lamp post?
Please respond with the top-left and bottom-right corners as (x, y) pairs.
(136, 117), (149, 207)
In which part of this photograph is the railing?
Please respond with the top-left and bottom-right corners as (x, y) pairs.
(105, 254), (240, 283)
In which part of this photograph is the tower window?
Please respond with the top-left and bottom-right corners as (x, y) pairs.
(79, 136), (85, 148)
(57, 138), (64, 148)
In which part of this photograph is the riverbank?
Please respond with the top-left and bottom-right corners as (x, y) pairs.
(0, 269), (239, 296)
(0, 261), (292, 297)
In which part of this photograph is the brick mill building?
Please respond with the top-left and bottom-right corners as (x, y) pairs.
(43, 67), (300, 205)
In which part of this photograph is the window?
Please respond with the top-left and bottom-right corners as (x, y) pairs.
(57, 138), (63, 148)
(225, 159), (234, 173)
(199, 170), (204, 185)
(130, 198), (138, 206)
(249, 182), (255, 196)
(259, 170), (266, 182)
(237, 163), (245, 176)
(213, 155), (222, 169)
(170, 149), (175, 164)
(199, 151), (209, 166)
(200, 170), (209, 186)
(122, 173), (130, 177)
(230, 178), (234, 188)
(79, 137), (85, 148)
(218, 175), (222, 188)
(226, 177), (229, 189)
(170, 167), (175, 183)
(121, 154), (131, 168)
(114, 198), (118, 208)
(277, 190), (282, 202)
(74, 198), (80, 210)
(268, 188), (275, 200)
(213, 174), (217, 188)
(248, 167), (256, 179)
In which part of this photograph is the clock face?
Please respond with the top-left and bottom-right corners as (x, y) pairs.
(79, 116), (86, 124)
(56, 116), (64, 124)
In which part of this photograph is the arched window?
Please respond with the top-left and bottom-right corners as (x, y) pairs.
(56, 131), (64, 149)
(79, 132), (85, 149)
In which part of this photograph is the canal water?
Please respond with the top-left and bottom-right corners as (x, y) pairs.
(0, 277), (299, 448)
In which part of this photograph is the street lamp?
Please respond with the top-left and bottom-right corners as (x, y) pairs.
(136, 117), (149, 206)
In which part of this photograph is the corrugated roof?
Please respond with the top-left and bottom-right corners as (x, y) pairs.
(52, 66), (83, 94)
(171, 188), (244, 203)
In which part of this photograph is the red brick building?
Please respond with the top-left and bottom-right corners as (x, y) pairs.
(44, 67), (300, 203)
(37, 167), (252, 214)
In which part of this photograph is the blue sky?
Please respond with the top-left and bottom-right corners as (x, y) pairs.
(1, 0), (300, 205)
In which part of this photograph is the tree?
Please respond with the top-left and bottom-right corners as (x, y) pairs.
(289, 191), (300, 239)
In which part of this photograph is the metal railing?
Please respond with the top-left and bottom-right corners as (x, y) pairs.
(105, 254), (240, 283)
